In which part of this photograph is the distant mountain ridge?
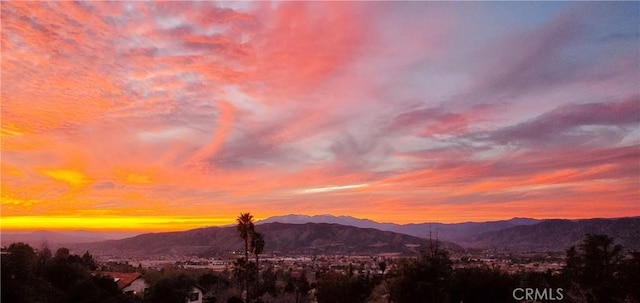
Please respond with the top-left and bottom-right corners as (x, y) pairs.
(0, 230), (134, 247)
(257, 214), (541, 242)
(5, 216), (638, 254)
(76, 222), (463, 257)
(462, 217), (640, 251)
(258, 214), (640, 251)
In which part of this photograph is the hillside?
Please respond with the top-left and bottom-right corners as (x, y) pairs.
(78, 222), (464, 257)
(257, 215), (640, 252)
(387, 217), (540, 240)
(460, 217), (640, 251)
(0, 231), (135, 247)
(11, 217), (638, 255)
(257, 214), (541, 241)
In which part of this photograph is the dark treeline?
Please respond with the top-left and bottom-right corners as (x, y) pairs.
(2, 234), (638, 303)
(1, 243), (128, 303)
(377, 234), (639, 303)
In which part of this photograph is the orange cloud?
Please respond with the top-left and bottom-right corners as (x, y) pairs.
(41, 169), (92, 188)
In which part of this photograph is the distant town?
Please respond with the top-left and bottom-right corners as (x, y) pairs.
(3, 214), (639, 303)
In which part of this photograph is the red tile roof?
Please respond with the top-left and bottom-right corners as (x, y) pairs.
(98, 272), (143, 289)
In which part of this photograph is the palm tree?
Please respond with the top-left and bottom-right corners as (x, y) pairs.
(237, 212), (255, 263)
(252, 231), (265, 267)
(252, 232), (265, 299)
(237, 213), (255, 301)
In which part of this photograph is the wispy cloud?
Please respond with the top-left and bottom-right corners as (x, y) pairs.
(476, 96), (639, 148)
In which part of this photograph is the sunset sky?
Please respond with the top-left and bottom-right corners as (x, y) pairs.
(2, 1), (639, 232)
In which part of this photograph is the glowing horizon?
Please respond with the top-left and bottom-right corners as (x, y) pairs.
(5, 212), (640, 234)
(2, 2), (639, 233)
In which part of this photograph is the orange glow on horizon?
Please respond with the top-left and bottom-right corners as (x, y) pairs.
(1, 216), (234, 233)
(3, 210), (638, 234)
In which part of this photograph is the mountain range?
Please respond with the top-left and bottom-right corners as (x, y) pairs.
(0, 230), (138, 247)
(4, 215), (639, 255)
(74, 222), (463, 257)
(462, 217), (640, 251)
(257, 214), (541, 242)
(258, 215), (640, 251)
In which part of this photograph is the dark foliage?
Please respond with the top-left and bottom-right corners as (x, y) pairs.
(227, 297), (244, 303)
(316, 271), (374, 303)
(1, 243), (128, 303)
(562, 234), (638, 303)
(144, 274), (197, 303)
(387, 246), (453, 303)
(450, 267), (516, 303)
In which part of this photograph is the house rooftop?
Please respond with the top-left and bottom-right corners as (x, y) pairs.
(96, 272), (143, 290)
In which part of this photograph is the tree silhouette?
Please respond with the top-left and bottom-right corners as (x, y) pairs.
(378, 261), (387, 276)
(563, 234), (627, 303)
(237, 213), (255, 263)
(1, 243), (127, 303)
(450, 267), (517, 303)
(144, 274), (196, 303)
(252, 232), (265, 264)
(620, 251), (640, 302)
(388, 245), (453, 303)
(236, 212), (255, 301)
(251, 231), (265, 298)
(1, 243), (40, 303)
(317, 271), (370, 303)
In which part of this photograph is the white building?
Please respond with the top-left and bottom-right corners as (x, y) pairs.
(186, 285), (206, 303)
